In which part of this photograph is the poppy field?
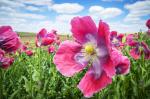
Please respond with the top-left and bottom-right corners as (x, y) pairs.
(0, 17), (150, 99)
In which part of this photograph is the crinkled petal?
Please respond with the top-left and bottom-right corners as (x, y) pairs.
(71, 16), (97, 44)
(36, 28), (47, 47)
(0, 26), (12, 34)
(53, 40), (86, 77)
(112, 48), (130, 75)
(97, 21), (115, 77)
(100, 57), (115, 78)
(38, 28), (47, 38)
(97, 20), (111, 51)
(78, 70), (112, 98)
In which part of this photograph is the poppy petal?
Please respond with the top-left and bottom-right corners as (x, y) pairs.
(71, 16), (97, 44)
(53, 40), (86, 77)
(78, 70), (112, 98)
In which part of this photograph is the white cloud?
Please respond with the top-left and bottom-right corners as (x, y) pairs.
(89, 6), (122, 19)
(89, 6), (104, 14)
(108, 21), (147, 33)
(51, 3), (84, 14)
(10, 13), (46, 20)
(0, 6), (16, 12)
(0, 16), (72, 35)
(0, 0), (25, 8)
(0, 0), (53, 7)
(0, 18), (26, 25)
(0, 0), (52, 13)
(25, 6), (43, 12)
(56, 14), (80, 22)
(0, 11), (46, 20)
(124, 1), (150, 22)
(1, 20), (71, 35)
(23, 0), (53, 6)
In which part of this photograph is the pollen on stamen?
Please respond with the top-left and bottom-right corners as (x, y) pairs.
(85, 44), (95, 55)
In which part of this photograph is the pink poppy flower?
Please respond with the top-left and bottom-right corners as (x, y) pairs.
(25, 50), (33, 56)
(19, 44), (33, 56)
(0, 49), (14, 69)
(20, 45), (28, 52)
(0, 26), (21, 53)
(129, 42), (150, 60)
(0, 57), (14, 69)
(56, 39), (61, 45)
(48, 45), (55, 53)
(36, 28), (58, 47)
(126, 34), (138, 46)
(110, 31), (124, 47)
(146, 19), (150, 29)
(54, 16), (129, 97)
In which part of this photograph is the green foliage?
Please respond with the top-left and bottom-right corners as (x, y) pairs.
(0, 33), (150, 99)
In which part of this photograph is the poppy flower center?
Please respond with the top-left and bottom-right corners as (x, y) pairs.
(85, 44), (95, 55)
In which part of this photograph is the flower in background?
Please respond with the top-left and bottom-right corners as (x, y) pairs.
(53, 16), (130, 97)
(48, 45), (55, 53)
(126, 33), (150, 60)
(0, 26), (21, 53)
(20, 45), (28, 52)
(110, 31), (124, 47)
(132, 42), (150, 60)
(20, 44), (33, 56)
(146, 19), (150, 29)
(56, 39), (61, 45)
(129, 42), (150, 60)
(36, 29), (58, 47)
(146, 19), (150, 35)
(25, 50), (33, 56)
(0, 49), (14, 69)
(126, 34), (138, 46)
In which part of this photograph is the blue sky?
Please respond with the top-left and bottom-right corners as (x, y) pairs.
(0, 0), (150, 34)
